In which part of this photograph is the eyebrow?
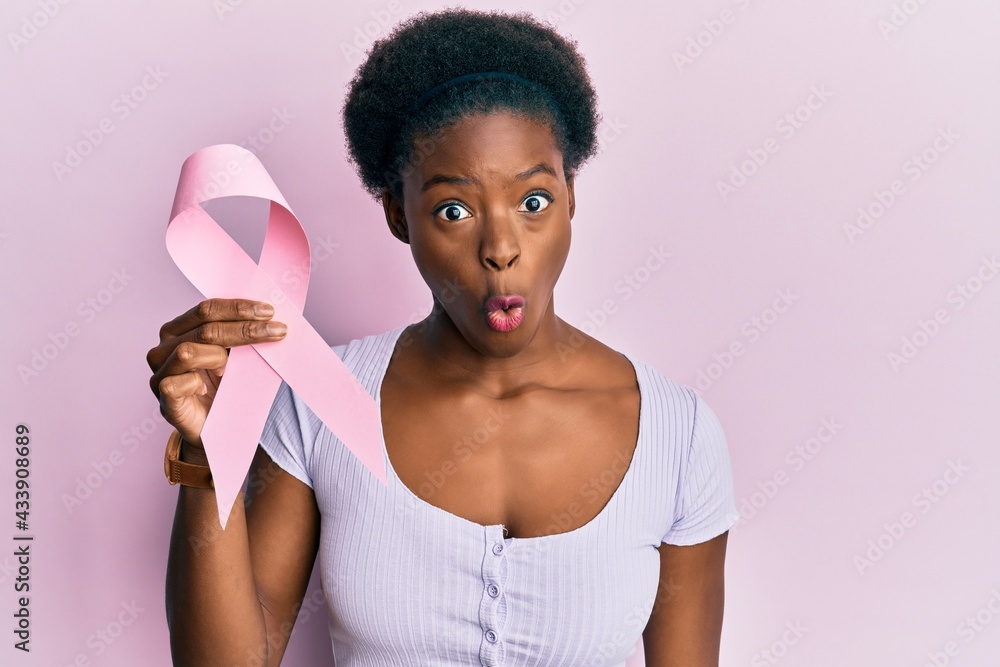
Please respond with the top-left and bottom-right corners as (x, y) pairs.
(420, 162), (558, 193)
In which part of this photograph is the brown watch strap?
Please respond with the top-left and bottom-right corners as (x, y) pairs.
(164, 429), (214, 489)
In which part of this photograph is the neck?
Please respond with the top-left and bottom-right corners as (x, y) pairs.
(411, 293), (578, 397)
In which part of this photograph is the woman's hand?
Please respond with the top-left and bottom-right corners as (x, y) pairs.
(146, 298), (287, 452)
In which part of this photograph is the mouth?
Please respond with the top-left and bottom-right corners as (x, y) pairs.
(483, 294), (525, 333)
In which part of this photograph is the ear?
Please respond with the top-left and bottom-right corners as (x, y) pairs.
(381, 188), (409, 244)
(566, 169), (576, 220)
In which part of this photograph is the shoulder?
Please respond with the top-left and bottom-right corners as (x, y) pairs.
(575, 336), (705, 462)
(617, 351), (729, 473)
(560, 320), (702, 418)
(331, 323), (410, 366)
(618, 351), (699, 422)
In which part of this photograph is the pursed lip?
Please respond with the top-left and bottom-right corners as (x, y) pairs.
(483, 294), (525, 312)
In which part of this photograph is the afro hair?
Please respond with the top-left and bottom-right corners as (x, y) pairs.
(341, 7), (601, 201)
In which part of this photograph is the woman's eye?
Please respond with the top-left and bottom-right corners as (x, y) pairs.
(518, 193), (552, 213)
(434, 203), (472, 222)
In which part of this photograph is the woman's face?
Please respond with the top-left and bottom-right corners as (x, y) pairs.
(382, 110), (575, 352)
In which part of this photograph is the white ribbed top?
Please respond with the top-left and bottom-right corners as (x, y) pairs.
(259, 324), (739, 666)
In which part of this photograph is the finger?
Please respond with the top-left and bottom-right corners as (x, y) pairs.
(161, 341), (228, 379)
(158, 371), (207, 419)
(158, 298), (276, 342)
(147, 317), (284, 374)
(149, 342), (228, 397)
(182, 318), (287, 350)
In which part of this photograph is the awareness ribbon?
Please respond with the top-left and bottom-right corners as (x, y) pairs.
(166, 143), (387, 530)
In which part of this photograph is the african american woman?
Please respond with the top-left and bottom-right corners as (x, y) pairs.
(148, 8), (739, 666)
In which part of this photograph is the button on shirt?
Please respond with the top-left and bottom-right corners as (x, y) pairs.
(259, 324), (740, 666)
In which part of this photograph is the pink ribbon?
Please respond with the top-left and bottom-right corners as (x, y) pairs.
(166, 143), (387, 530)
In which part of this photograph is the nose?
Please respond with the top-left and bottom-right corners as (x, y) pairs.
(480, 209), (520, 271)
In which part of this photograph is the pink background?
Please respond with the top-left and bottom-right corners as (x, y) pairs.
(3, 0), (999, 665)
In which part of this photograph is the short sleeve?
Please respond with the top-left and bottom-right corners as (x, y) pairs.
(258, 379), (314, 489)
(661, 388), (740, 545)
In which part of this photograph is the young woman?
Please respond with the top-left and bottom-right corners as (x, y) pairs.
(147, 8), (739, 666)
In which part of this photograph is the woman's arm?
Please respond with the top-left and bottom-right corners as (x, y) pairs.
(165, 443), (320, 666)
(150, 298), (320, 665)
(642, 531), (730, 666)
(245, 445), (322, 664)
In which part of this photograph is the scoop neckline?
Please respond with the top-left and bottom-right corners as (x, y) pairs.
(374, 323), (646, 545)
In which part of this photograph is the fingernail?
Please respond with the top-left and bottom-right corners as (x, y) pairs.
(255, 303), (274, 317)
(266, 322), (287, 337)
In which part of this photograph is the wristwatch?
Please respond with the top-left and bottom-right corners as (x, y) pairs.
(163, 429), (215, 489)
